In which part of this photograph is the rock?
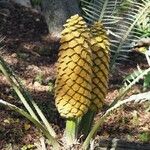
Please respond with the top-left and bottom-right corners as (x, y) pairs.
(95, 138), (150, 150)
(11, 0), (31, 7)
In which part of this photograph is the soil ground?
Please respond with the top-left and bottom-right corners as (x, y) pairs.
(0, 2), (150, 150)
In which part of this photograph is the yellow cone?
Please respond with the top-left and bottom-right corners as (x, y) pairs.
(90, 22), (110, 110)
(55, 15), (92, 118)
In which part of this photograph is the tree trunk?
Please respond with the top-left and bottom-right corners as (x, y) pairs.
(41, 0), (81, 40)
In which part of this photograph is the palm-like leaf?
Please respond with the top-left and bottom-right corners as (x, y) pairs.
(81, 0), (150, 69)
(123, 52), (150, 90)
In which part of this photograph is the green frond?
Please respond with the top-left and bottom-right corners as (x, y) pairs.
(121, 67), (150, 98)
(81, 0), (150, 69)
(124, 53), (150, 85)
(124, 68), (144, 84)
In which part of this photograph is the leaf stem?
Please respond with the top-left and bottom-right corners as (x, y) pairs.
(65, 119), (78, 146)
(79, 110), (95, 138)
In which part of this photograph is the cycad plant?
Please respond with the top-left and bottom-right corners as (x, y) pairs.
(54, 14), (110, 144)
(1, 0), (150, 150)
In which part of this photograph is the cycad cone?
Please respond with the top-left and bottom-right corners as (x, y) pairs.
(55, 15), (92, 118)
(55, 14), (110, 118)
(90, 22), (110, 110)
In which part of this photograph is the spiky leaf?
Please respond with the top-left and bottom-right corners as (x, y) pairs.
(81, 0), (150, 69)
